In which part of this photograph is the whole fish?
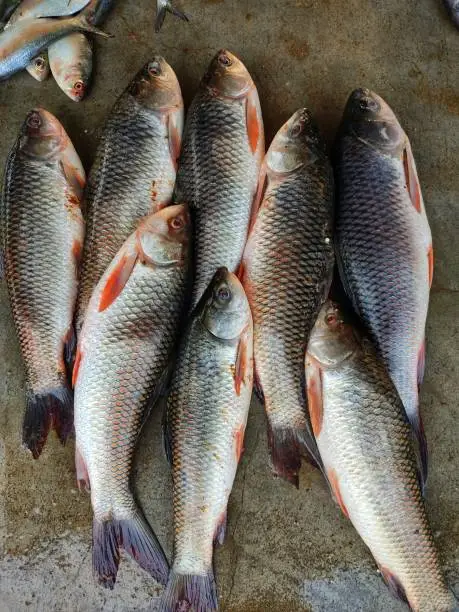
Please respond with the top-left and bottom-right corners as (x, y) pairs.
(444, 0), (459, 28)
(1, 108), (85, 458)
(6, 0), (91, 24)
(76, 57), (183, 332)
(48, 33), (92, 101)
(155, 0), (189, 32)
(174, 49), (264, 309)
(241, 109), (334, 486)
(305, 301), (457, 612)
(161, 268), (253, 612)
(25, 51), (49, 81)
(0, 13), (108, 80)
(74, 204), (191, 589)
(334, 89), (433, 488)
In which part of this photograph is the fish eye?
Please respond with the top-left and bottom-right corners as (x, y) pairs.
(325, 312), (337, 326)
(359, 97), (378, 112)
(148, 62), (162, 76)
(291, 121), (304, 137)
(170, 215), (185, 230)
(27, 112), (41, 129)
(218, 53), (232, 67)
(217, 286), (231, 301)
(74, 81), (84, 92)
(35, 58), (45, 69)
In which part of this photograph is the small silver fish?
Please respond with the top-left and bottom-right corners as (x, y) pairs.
(0, 13), (109, 80)
(25, 51), (49, 81)
(49, 33), (92, 101)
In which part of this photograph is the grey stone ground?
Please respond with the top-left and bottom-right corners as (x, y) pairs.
(0, 1), (458, 610)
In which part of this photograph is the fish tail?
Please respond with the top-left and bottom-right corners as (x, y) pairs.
(92, 514), (169, 589)
(77, 15), (112, 38)
(267, 422), (322, 488)
(22, 383), (74, 459)
(159, 569), (218, 612)
(92, 519), (120, 589)
(155, 2), (190, 32)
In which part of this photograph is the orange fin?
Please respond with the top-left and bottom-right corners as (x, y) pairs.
(60, 159), (85, 202)
(234, 331), (252, 396)
(427, 244), (434, 288)
(246, 89), (262, 155)
(98, 251), (138, 312)
(327, 468), (349, 519)
(168, 112), (182, 171)
(306, 356), (324, 437)
(75, 445), (90, 492)
(402, 145), (422, 213)
(234, 423), (246, 463)
(377, 564), (408, 604)
(72, 347), (82, 388)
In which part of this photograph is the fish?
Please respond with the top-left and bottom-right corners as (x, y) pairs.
(0, 13), (109, 80)
(161, 268), (253, 612)
(48, 33), (92, 101)
(444, 0), (459, 28)
(334, 88), (433, 489)
(1, 108), (85, 459)
(75, 57), (183, 333)
(174, 49), (264, 309)
(155, 0), (189, 32)
(241, 109), (334, 487)
(25, 51), (49, 81)
(74, 204), (191, 589)
(305, 301), (457, 612)
(6, 0), (92, 24)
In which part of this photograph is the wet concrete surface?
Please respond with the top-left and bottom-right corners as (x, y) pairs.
(0, 0), (458, 610)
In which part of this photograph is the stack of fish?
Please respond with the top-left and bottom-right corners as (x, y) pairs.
(1, 49), (457, 612)
(0, 0), (114, 100)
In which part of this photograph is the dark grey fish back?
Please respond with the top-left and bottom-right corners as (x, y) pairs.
(77, 94), (173, 326)
(174, 90), (258, 306)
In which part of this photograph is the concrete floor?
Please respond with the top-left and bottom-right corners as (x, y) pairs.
(0, 0), (458, 610)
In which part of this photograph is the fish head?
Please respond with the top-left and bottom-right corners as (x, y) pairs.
(28, 55), (50, 82)
(307, 301), (359, 367)
(342, 89), (406, 153)
(130, 57), (182, 110)
(203, 50), (253, 99)
(201, 268), (251, 340)
(64, 77), (87, 103)
(137, 204), (191, 266)
(19, 109), (66, 160)
(265, 108), (325, 174)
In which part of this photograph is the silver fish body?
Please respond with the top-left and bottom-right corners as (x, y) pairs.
(334, 89), (433, 486)
(1, 109), (85, 458)
(6, 0), (91, 24)
(241, 109), (334, 486)
(161, 269), (253, 612)
(0, 14), (106, 80)
(76, 57), (183, 332)
(74, 205), (191, 589)
(48, 32), (92, 101)
(305, 302), (456, 612)
(174, 49), (264, 309)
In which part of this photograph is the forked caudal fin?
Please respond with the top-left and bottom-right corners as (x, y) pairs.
(93, 514), (169, 589)
(155, 1), (190, 32)
(267, 422), (323, 488)
(22, 383), (73, 459)
(159, 569), (218, 612)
